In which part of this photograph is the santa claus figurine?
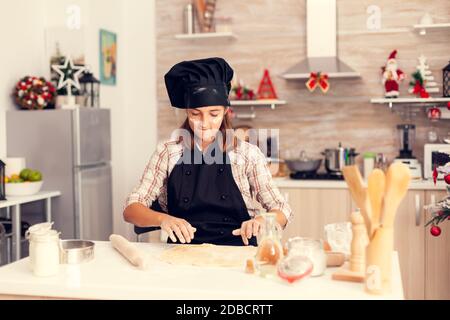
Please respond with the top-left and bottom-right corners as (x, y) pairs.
(381, 50), (405, 98)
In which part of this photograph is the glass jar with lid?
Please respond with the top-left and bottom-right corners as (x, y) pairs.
(285, 237), (327, 276)
(26, 222), (60, 277)
(214, 16), (233, 33)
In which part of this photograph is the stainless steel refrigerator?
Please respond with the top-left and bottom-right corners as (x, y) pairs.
(6, 109), (113, 241)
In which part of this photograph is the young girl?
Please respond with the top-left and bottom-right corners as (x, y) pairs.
(123, 57), (292, 246)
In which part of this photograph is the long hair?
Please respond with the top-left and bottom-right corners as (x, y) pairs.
(176, 109), (237, 151)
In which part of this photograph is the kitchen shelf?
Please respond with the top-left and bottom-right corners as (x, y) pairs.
(229, 100), (286, 120)
(413, 23), (450, 35)
(370, 97), (450, 108)
(233, 110), (256, 120)
(174, 32), (236, 40)
(230, 99), (287, 110)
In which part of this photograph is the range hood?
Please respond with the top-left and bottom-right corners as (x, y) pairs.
(283, 0), (360, 79)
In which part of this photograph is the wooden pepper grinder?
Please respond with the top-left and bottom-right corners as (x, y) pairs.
(350, 210), (369, 273)
(332, 210), (369, 282)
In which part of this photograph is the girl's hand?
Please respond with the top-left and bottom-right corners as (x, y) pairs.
(232, 216), (265, 245)
(160, 215), (196, 244)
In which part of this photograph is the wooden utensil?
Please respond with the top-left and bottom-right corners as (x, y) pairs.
(365, 227), (394, 294)
(381, 162), (411, 228)
(367, 169), (386, 238)
(342, 165), (372, 237)
(365, 162), (411, 294)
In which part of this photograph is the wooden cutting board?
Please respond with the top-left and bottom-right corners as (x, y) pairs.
(159, 243), (257, 268)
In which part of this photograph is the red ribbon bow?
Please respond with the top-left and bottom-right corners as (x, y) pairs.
(412, 80), (430, 98)
(306, 72), (329, 93)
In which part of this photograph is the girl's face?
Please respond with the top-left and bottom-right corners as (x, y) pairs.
(186, 106), (227, 143)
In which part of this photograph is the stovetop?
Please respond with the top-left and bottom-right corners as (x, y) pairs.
(289, 172), (345, 181)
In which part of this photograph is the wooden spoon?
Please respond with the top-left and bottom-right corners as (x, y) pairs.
(381, 162), (411, 228)
(342, 165), (372, 238)
(367, 169), (386, 238)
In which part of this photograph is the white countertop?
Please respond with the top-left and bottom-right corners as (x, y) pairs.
(0, 241), (404, 300)
(273, 177), (448, 190)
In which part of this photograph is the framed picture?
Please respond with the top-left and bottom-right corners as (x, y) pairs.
(99, 29), (117, 85)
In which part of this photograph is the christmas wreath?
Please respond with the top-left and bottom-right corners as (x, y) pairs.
(12, 76), (56, 110)
(425, 152), (450, 237)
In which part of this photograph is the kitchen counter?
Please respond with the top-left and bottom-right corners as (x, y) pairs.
(273, 177), (448, 190)
(0, 241), (404, 300)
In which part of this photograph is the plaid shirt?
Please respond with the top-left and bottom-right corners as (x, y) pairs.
(124, 139), (292, 225)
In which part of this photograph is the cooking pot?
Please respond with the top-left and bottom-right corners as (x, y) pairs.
(285, 151), (322, 173)
(322, 143), (359, 176)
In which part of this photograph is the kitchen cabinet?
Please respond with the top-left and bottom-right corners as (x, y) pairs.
(425, 190), (450, 300)
(278, 188), (351, 242)
(393, 191), (426, 300)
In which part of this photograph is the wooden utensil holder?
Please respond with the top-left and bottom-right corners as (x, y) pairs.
(365, 227), (394, 295)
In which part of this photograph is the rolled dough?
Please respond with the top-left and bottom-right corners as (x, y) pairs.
(159, 243), (257, 268)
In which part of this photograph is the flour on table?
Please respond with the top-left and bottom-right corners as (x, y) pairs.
(159, 243), (257, 267)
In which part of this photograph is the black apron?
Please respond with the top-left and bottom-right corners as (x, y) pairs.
(166, 141), (257, 246)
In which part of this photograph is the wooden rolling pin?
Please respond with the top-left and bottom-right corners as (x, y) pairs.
(110, 234), (149, 270)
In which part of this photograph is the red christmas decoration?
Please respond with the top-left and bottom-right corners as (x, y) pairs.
(427, 107), (441, 121)
(257, 69), (278, 99)
(444, 174), (450, 184)
(427, 162), (450, 234)
(382, 50), (405, 98)
(12, 76), (56, 110)
(306, 72), (329, 93)
(231, 81), (255, 100)
(411, 80), (430, 98)
(433, 167), (438, 185)
(447, 101), (450, 110)
(430, 225), (441, 237)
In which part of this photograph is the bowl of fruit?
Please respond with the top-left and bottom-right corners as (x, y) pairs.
(5, 168), (43, 196)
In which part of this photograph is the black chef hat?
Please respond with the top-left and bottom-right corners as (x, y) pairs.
(164, 57), (234, 109)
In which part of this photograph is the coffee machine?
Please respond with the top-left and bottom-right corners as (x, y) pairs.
(394, 124), (422, 179)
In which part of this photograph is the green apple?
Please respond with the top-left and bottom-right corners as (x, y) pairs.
(28, 170), (42, 182)
(20, 168), (32, 180)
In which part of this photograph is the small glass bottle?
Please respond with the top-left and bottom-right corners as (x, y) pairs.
(183, 3), (195, 34)
(363, 152), (376, 180)
(254, 212), (283, 277)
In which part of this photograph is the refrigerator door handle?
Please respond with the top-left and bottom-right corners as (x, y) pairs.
(74, 168), (83, 239)
(73, 108), (82, 167)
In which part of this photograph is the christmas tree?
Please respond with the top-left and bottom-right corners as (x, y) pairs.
(416, 55), (439, 93)
(424, 152), (450, 237)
